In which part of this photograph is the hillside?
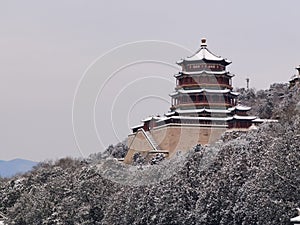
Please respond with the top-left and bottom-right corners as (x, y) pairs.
(237, 83), (292, 119)
(0, 83), (299, 224)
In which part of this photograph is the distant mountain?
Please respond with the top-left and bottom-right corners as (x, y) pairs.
(0, 159), (38, 178)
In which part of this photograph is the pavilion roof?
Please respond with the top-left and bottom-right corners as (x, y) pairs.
(175, 108), (231, 114)
(229, 105), (251, 111)
(289, 74), (300, 82)
(176, 38), (231, 65)
(130, 124), (143, 130)
(232, 115), (256, 120)
(157, 115), (233, 122)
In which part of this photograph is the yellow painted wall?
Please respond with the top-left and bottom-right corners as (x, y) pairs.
(125, 124), (227, 163)
(151, 125), (226, 157)
(124, 130), (153, 164)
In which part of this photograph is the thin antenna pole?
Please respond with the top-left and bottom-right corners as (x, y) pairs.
(246, 78), (250, 89)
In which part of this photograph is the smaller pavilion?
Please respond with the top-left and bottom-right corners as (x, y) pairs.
(289, 66), (300, 88)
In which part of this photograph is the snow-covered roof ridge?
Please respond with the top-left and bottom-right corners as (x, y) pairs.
(164, 111), (176, 117)
(289, 66), (300, 81)
(186, 48), (231, 63)
(290, 208), (300, 222)
(252, 118), (278, 123)
(170, 88), (239, 96)
(291, 215), (300, 222)
(177, 39), (231, 65)
(158, 115), (233, 122)
(141, 117), (153, 122)
(176, 108), (231, 114)
(141, 116), (162, 122)
(130, 124), (144, 129)
(229, 105), (251, 111)
(289, 74), (300, 82)
(233, 115), (256, 120)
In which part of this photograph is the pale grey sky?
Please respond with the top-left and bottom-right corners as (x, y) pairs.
(1, 0), (299, 161)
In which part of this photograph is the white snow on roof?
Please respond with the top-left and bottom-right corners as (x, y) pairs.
(170, 88), (239, 96)
(131, 124), (144, 129)
(183, 88), (230, 94)
(157, 117), (171, 122)
(230, 91), (239, 96)
(289, 74), (300, 82)
(252, 118), (278, 123)
(236, 105), (251, 110)
(141, 117), (153, 122)
(233, 115), (256, 120)
(291, 215), (300, 222)
(141, 116), (161, 122)
(176, 59), (184, 64)
(176, 108), (231, 114)
(229, 105), (251, 111)
(153, 116), (162, 120)
(161, 115), (233, 121)
(187, 48), (231, 63)
(177, 46), (231, 64)
(175, 70), (229, 76)
(164, 111), (176, 116)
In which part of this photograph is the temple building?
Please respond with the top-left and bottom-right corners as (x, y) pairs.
(124, 39), (256, 163)
(289, 65), (300, 88)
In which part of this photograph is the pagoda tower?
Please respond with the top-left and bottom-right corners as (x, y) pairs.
(173, 38), (234, 112)
(164, 38), (255, 129)
(124, 39), (256, 163)
(170, 38), (237, 126)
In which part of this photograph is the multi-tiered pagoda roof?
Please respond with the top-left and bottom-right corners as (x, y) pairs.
(176, 39), (231, 65)
(123, 39), (275, 163)
(138, 38), (255, 130)
(125, 39), (259, 163)
(131, 39), (256, 132)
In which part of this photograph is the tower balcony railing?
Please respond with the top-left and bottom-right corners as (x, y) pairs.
(177, 79), (231, 86)
(176, 83), (232, 90)
(173, 102), (234, 108)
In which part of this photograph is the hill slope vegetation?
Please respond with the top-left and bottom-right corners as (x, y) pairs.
(0, 83), (299, 225)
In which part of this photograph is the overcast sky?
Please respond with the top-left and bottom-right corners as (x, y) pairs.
(1, 0), (299, 161)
